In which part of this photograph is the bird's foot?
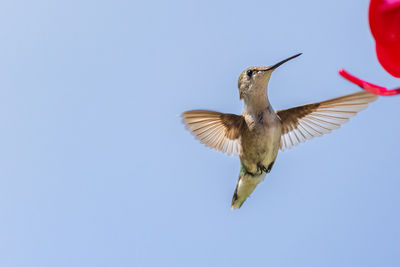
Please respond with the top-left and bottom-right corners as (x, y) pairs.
(258, 161), (275, 174)
(242, 166), (263, 176)
(258, 164), (268, 173)
(248, 170), (263, 176)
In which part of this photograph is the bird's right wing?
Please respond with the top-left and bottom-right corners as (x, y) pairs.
(277, 91), (378, 150)
(181, 110), (245, 156)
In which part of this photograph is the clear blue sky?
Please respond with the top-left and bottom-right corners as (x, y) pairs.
(0, 0), (399, 266)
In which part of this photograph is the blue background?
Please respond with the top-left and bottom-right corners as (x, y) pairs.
(0, 0), (399, 266)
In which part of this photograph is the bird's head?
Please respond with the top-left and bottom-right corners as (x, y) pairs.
(238, 53), (302, 100)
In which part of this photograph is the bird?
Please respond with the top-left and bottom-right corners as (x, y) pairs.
(181, 53), (378, 209)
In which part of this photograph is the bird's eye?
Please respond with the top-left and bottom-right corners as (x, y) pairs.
(246, 70), (253, 77)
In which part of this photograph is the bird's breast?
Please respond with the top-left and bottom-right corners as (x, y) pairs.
(241, 112), (282, 166)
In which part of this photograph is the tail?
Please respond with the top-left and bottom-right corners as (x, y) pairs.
(231, 167), (266, 209)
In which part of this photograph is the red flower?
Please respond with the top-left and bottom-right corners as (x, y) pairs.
(339, 0), (400, 96)
(339, 69), (400, 96)
(369, 0), (400, 77)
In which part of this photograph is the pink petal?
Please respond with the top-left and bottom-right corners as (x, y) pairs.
(339, 69), (400, 96)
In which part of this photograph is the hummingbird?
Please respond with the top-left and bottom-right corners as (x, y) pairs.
(181, 53), (378, 209)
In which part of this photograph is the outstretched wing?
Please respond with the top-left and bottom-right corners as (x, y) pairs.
(277, 91), (378, 150)
(181, 110), (245, 155)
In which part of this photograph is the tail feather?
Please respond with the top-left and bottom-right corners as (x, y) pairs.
(231, 167), (266, 209)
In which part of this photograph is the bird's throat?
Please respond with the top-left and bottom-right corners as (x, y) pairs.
(244, 93), (270, 114)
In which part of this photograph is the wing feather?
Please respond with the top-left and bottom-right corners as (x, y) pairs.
(181, 110), (245, 155)
(277, 91), (378, 150)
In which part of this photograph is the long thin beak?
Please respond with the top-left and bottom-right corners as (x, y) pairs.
(264, 53), (302, 71)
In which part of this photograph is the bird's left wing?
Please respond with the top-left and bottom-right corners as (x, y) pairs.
(277, 91), (378, 151)
(181, 110), (245, 156)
